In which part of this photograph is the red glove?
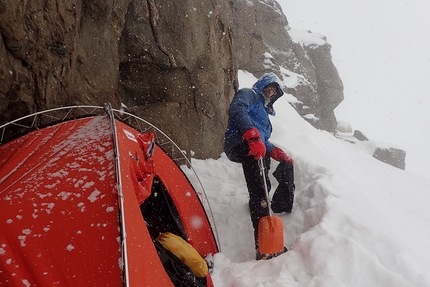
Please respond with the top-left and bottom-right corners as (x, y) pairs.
(270, 147), (294, 165)
(242, 128), (266, 160)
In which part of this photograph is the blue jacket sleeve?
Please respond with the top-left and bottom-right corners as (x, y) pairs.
(266, 141), (275, 154)
(227, 88), (259, 135)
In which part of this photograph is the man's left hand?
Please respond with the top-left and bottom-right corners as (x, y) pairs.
(270, 147), (294, 165)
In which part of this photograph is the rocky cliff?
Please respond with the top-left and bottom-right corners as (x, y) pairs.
(0, 0), (236, 158)
(0, 0), (405, 168)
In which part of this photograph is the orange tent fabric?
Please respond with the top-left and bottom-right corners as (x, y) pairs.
(0, 115), (218, 286)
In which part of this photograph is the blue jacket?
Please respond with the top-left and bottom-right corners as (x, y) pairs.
(224, 73), (284, 156)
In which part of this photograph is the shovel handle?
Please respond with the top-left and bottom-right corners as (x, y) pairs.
(258, 157), (272, 216)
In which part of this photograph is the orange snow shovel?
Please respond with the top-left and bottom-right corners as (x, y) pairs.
(257, 158), (285, 259)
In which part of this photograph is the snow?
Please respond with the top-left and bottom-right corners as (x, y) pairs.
(189, 72), (430, 286)
(190, 215), (204, 230)
(57, 191), (73, 200)
(288, 29), (327, 47)
(87, 189), (101, 203)
(82, 181), (95, 189)
(18, 235), (26, 247)
(40, 202), (55, 214)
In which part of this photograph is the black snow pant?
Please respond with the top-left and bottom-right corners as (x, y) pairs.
(227, 142), (295, 249)
(227, 141), (271, 250)
(271, 161), (295, 213)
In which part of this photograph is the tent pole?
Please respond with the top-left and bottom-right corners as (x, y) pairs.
(105, 103), (130, 287)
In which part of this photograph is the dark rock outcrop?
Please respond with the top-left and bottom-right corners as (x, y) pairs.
(354, 130), (369, 141)
(373, 147), (406, 170)
(302, 36), (344, 131)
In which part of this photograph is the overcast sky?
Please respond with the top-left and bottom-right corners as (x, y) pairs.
(277, 0), (430, 179)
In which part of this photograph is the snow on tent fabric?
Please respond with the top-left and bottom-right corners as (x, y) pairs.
(0, 112), (218, 286)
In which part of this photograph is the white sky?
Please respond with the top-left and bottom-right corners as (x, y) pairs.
(276, 0), (430, 179)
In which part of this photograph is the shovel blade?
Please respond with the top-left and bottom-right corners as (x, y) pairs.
(258, 215), (284, 255)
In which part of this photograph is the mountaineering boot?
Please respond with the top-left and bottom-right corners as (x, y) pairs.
(256, 246), (288, 260)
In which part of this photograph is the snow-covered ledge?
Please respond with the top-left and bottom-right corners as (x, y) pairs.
(336, 121), (406, 170)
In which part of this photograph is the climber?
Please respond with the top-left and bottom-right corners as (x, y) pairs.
(224, 72), (295, 260)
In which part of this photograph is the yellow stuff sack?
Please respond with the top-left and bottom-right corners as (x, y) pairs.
(157, 232), (209, 277)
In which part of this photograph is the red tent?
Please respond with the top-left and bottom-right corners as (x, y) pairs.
(0, 106), (219, 286)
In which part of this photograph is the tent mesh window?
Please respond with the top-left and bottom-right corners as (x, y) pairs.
(140, 177), (187, 240)
(140, 177), (207, 287)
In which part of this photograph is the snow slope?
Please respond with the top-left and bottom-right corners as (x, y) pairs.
(188, 72), (430, 286)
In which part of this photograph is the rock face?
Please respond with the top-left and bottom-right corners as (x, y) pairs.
(0, 0), (361, 160)
(0, 0), (236, 158)
(0, 0), (127, 119)
(118, 0), (236, 158)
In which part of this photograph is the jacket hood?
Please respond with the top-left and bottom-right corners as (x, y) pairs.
(252, 72), (284, 115)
